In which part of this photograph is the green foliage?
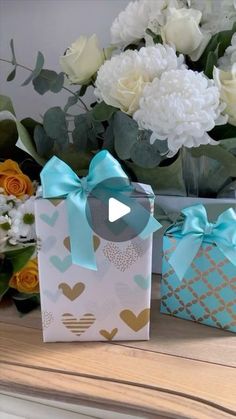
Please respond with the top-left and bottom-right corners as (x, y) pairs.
(130, 142), (161, 168)
(56, 148), (92, 174)
(72, 112), (104, 151)
(22, 51), (44, 86)
(0, 257), (12, 300)
(113, 111), (139, 160)
(5, 245), (35, 273)
(9, 39), (17, 65)
(92, 101), (117, 121)
(33, 70), (64, 95)
(16, 119), (46, 165)
(34, 125), (54, 157)
(145, 29), (163, 44)
(192, 144), (236, 178)
(7, 67), (16, 82)
(0, 94), (15, 114)
(209, 123), (236, 141)
(64, 95), (79, 112)
(125, 153), (186, 195)
(193, 23), (236, 77)
(43, 107), (69, 149)
(102, 124), (115, 153)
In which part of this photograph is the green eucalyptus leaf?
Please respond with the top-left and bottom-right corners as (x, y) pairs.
(43, 107), (69, 149)
(7, 67), (16, 82)
(72, 114), (89, 151)
(64, 95), (78, 112)
(56, 148), (92, 173)
(9, 38), (16, 65)
(5, 245), (35, 273)
(113, 111), (139, 159)
(92, 101), (117, 121)
(22, 51), (44, 86)
(130, 142), (161, 168)
(34, 125), (54, 157)
(102, 124), (114, 153)
(33, 70), (64, 95)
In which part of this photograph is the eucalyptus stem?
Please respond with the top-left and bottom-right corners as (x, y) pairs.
(0, 58), (89, 111)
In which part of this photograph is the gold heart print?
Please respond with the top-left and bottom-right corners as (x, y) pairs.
(63, 235), (100, 252)
(103, 242), (144, 271)
(49, 198), (62, 207)
(120, 309), (150, 332)
(58, 282), (85, 301)
(62, 313), (96, 336)
(99, 328), (118, 341)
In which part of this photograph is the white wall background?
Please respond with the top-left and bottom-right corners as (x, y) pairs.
(0, 0), (129, 120)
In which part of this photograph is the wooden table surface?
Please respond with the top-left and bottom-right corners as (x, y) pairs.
(0, 277), (236, 419)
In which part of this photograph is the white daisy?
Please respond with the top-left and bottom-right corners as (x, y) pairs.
(9, 196), (36, 242)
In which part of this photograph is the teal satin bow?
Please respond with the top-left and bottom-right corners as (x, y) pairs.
(168, 204), (236, 281)
(40, 150), (161, 270)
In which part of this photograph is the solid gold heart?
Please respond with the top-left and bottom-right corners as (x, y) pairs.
(99, 328), (118, 341)
(62, 312), (96, 336)
(63, 235), (100, 252)
(58, 282), (85, 301)
(49, 198), (62, 207)
(120, 309), (150, 332)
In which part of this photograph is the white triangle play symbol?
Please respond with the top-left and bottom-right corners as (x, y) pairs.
(108, 197), (131, 223)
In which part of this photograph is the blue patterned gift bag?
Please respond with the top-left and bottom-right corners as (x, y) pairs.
(161, 204), (236, 332)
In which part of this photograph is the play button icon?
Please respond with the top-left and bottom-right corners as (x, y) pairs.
(108, 198), (131, 222)
(85, 176), (152, 243)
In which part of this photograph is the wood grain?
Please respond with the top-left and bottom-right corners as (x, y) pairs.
(0, 275), (235, 417)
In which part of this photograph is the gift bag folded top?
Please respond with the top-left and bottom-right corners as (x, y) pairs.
(161, 204), (236, 332)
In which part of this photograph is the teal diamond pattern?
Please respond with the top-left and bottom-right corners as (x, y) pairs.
(161, 238), (236, 333)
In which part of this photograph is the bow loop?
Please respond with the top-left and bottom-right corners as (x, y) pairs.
(40, 150), (161, 270)
(168, 204), (236, 281)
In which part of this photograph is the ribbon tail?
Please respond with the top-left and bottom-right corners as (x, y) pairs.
(139, 214), (162, 239)
(67, 192), (97, 270)
(168, 235), (202, 281)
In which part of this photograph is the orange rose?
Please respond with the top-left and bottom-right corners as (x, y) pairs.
(3, 174), (33, 197)
(0, 159), (33, 198)
(0, 159), (22, 177)
(9, 258), (39, 294)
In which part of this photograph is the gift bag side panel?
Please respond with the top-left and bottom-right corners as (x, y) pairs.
(161, 236), (236, 333)
(35, 198), (152, 342)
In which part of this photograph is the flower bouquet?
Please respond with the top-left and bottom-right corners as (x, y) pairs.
(0, 159), (38, 313)
(1, 0), (236, 200)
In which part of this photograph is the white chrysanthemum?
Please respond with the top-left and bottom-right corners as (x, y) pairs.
(218, 33), (236, 71)
(9, 196), (36, 242)
(133, 69), (227, 155)
(95, 45), (184, 115)
(111, 0), (186, 46)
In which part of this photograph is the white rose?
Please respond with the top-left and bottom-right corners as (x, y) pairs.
(161, 7), (208, 58)
(60, 35), (105, 84)
(214, 65), (236, 126)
